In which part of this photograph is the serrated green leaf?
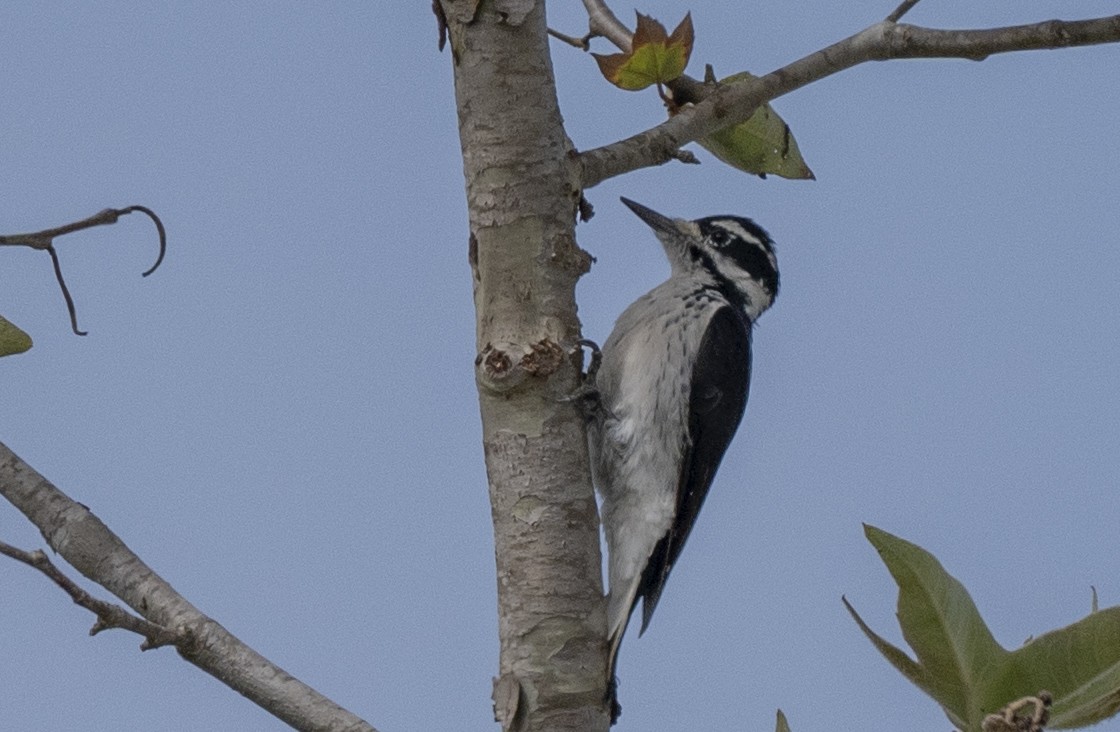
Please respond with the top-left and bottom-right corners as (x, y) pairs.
(856, 525), (1120, 731)
(0, 315), (33, 356)
(697, 72), (814, 180)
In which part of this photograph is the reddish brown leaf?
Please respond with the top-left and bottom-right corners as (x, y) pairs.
(632, 12), (669, 48)
(667, 13), (694, 64)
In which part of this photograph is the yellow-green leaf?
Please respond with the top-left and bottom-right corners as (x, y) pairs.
(593, 12), (693, 91)
(0, 315), (33, 357)
(697, 72), (814, 180)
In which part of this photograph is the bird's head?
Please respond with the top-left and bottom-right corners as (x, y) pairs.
(620, 197), (779, 321)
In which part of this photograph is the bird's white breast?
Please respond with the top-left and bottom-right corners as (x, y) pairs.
(589, 280), (727, 618)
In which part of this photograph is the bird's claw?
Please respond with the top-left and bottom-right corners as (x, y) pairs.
(560, 339), (604, 420)
(578, 338), (602, 384)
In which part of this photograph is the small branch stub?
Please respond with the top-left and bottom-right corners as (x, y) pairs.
(520, 338), (565, 377)
(478, 343), (520, 391)
(477, 339), (567, 393)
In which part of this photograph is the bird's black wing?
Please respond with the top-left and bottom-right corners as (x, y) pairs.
(637, 304), (752, 633)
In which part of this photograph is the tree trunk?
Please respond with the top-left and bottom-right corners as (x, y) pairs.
(441, 0), (610, 729)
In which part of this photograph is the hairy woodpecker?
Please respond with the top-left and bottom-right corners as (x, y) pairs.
(588, 197), (780, 680)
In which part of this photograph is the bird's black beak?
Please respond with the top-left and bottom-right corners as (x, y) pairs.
(620, 197), (678, 236)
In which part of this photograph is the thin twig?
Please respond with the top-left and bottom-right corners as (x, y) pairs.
(886, 0), (922, 23)
(0, 206), (168, 335)
(46, 245), (86, 336)
(123, 205), (167, 276)
(0, 206), (167, 276)
(548, 27), (593, 50)
(0, 441), (378, 731)
(0, 540), (180, 649)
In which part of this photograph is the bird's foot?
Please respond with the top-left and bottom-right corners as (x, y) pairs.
(561, 339), (604, 421)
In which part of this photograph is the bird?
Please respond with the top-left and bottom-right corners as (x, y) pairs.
(587, 197), (780, 687)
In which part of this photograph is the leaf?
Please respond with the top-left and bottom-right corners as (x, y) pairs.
(0, 315), (33, 357)
(775, 709), (792, 732)
(853, 525), (1120, 731)
(1006, 607), (1120, 728)
(593, 13), (693, 91)
(844, 596), (947, 720)
(696, 72), (814, 180)
(857, 525), (1005, 728)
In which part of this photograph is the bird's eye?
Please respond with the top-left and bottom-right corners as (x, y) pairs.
(709, 230), (730, 247)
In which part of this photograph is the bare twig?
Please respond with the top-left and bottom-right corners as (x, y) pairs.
(0, 441), (378, 732)
(46, 245), (87, 335)
(548, 27), (592, 51)
(0, 206), (168, 335)
(126, 206), (168, 277)
(0, 540), (180, 649)
(886, 0), (922, 23)
(578, 14), (1120, 188)
(0, 206), (167, 274)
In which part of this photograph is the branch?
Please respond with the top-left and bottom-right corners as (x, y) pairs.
(578, 14), (1120, 188)
(0, 441), (378, 732)
(0, 206), (168, 335)
(0, 540), (180, 649)
(581, 0), (632, 50)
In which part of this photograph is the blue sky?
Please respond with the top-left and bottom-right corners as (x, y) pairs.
(2, 2), (1119, 730)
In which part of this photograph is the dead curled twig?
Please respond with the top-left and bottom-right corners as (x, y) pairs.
(0, 206), (167, 335)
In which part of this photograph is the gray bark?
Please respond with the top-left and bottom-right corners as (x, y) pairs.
(441, 0), (611, 729)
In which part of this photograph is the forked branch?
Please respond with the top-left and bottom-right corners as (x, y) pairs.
(0, 206), (167, 335)
(0, 540), (181, 649)
(0, 441), (378, 732)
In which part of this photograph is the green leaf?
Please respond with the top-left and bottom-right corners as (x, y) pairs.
(1007, 607), (1120, 728)
(775, 709), (792, 732)
(593, 13), (693, 91)
(854, 524), (1120, 731)
(862, 525), (1006, 727)
(697, 72), (814, 180)
(0, 315), (33, 357)
(844, 596), (946, 719)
